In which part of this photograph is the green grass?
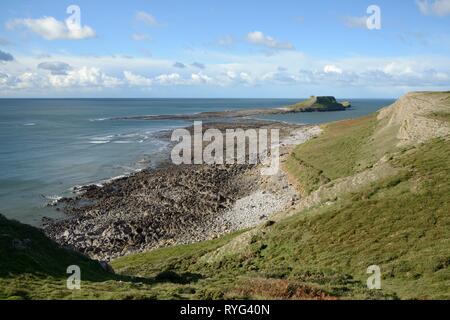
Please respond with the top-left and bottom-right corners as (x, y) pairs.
(236, 138), (450, 299)
(0, 215), (107, 280)
(112, 231), (243, 277)
(0, 215), (153, 299)
(285, 114), (380, 194)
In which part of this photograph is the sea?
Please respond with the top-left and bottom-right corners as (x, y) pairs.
(0, 98), (395, 225)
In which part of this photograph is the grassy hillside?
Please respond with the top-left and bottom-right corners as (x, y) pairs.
(111, 113), (449, 300)
(252, 137), (450, 299)
(285, 114), (380, 195)
(0, 215), (184, 299)
(1, 92), (449, 300)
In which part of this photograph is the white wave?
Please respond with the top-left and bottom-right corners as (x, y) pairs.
(43, 194), (63, 205)
(89, 118), (109, 122)
(24, 122), (36, 126)
(91, 134), (114, 140)
(89, 135), (115, 144)
(101, 174), (127, 184)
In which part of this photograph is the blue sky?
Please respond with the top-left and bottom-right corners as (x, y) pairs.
(1, 0), (450, 98)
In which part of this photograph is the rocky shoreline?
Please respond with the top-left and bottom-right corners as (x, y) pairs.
(43, 121), (321, 261)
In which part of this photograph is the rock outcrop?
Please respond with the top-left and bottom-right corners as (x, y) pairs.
(287, 96), (350, 112)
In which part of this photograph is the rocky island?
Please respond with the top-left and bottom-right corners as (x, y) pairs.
(286, 96), (351, 112)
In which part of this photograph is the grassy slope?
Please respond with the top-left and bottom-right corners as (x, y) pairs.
(2, 94), (449, 299)
(0, 215), (215, 300)
(284, 114), (379, 195)
(251, 138), (450, 299)
(112, 107), (449, 299)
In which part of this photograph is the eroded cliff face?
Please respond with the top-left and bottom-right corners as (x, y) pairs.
(376, 91), (450, 146)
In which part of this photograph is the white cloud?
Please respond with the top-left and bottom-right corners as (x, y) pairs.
(16, 72), (41, 89)
(417, 0), (450, 16)
(0, 73), (8, 85)
(0, 71), (49, 91)
(123, 70), (212, 87)
(6, 16), (96, 40)
(123, 71), (152, 86)
(246, 31), (294, 50)
(383, 62), (415, 75)
(323, 65), (343, 74)
(131, 33), (151, 41)
(239, 72), (253, 83)
(135, 11), (160, 26)
(190, 73), (213, 84)
(219, 70), (255, 86)
(48, 67), (121, 88)
(342, 16), (368, 29)
(261, 71), (301, 84)
(154, 73), (182, 85)
(2, 51), (450, 96)
(0, 67), (122, 92)
(0, 73), (13, 87)
(224, 70), (237, 80)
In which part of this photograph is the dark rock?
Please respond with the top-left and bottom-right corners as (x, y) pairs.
(99, 261), (115, 274)
(263, 220), (276, 228)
